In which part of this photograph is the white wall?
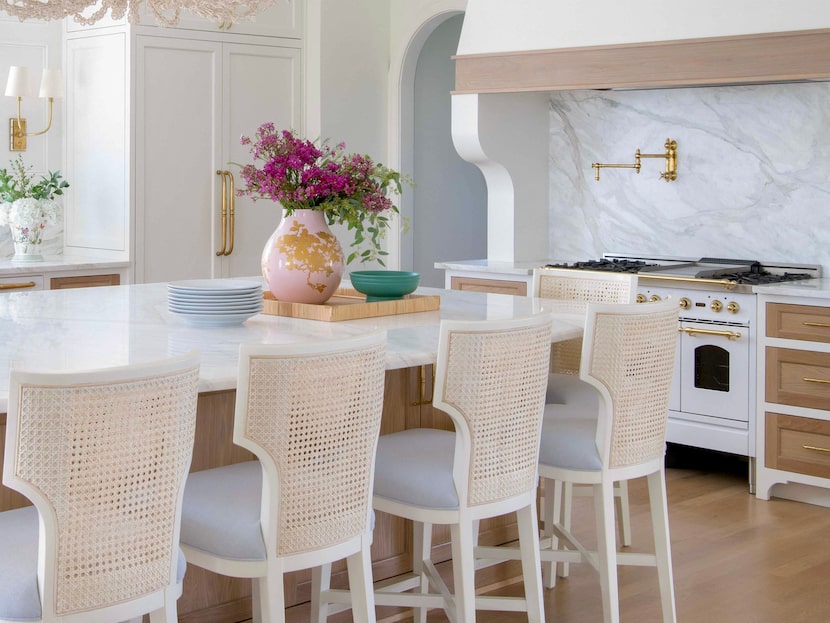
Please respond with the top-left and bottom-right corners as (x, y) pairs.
(458, 0), (830, 53)
(0, 16), (63, 258)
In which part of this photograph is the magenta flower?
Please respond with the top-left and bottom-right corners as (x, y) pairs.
(235, 124), (410, 265)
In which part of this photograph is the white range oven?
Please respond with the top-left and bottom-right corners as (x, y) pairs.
(543, 254), (822, 489)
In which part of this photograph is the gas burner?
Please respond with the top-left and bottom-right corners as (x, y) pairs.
(545, 258), (658, 273)
(721, 271), (814, 285)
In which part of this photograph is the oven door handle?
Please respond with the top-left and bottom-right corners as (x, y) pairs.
(640, 274), (738, 290)
(678, 326), (742, 341)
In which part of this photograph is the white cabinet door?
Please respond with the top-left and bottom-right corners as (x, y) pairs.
(134, 37), (222, 284)
(220, 42), (301, 278)
(134, 37), (302, 283)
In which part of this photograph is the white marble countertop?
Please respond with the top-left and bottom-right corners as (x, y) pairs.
(753, 278), (830, 300)
(0, 280), (585, 413)
(0, 255), (130, 277)
(434, 259), (552, 276)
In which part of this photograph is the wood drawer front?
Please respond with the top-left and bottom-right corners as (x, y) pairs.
(765, 412), (830, 479)
(50, 274), (121, 289)
(766, 347), (830, 410)
(0, 275), (44, 292)
(450, 276), (527, 296)
(766, 302), (830, 343)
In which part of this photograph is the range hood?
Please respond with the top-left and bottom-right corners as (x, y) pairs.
(454, 1), (830, 93)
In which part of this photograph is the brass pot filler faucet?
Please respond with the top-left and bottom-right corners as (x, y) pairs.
(591, 138), (678, 182)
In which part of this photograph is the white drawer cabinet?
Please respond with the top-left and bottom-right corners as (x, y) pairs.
(0, 275), (44, 293)
(756, 296), (830, 500)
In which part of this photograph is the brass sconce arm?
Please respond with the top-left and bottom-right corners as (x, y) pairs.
(6, 66), (62, 152)
(592, 138), (678, 182)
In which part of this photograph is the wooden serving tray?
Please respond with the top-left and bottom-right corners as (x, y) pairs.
(262, 288), (440, 322)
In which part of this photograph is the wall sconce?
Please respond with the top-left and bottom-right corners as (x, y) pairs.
(5, 66), (64, 152)
(591, 138), (678, 182)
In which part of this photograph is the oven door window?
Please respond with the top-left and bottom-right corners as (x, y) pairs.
(695, 344), (730, 392)
(678, 321), (750, 422)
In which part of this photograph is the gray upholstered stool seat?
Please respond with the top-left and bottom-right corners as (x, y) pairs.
(539, 408), (603, 472)
(373, 428), (458, 510)
(546, 372), (599, 411)
(181, 461), (266, 561)
(0, 506), (188, 622)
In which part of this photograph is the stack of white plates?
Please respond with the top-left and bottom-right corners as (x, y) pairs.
(168, 279), (263, 327)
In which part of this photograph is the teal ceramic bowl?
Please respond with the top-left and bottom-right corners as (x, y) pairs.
(349, 270), (421, 302)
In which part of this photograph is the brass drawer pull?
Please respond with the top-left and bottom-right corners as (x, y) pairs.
(803, 444), (830, 454)
(410, 365), (433, 407)
(803, 321), (830, 329)
(678, 326), (742, 341)
(803, 377), (830, 385)
(0, 281), (37, 290)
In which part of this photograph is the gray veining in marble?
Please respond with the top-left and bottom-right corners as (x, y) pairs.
(548, 82), (830, 274)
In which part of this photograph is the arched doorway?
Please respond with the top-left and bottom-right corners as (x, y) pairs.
(397, 11), (487, 287)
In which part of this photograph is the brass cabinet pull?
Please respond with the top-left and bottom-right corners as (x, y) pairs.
(803, 377), (830, 385)
(224, 171), (235, 256)
(410, 365), (434, 407)
(678, 326), (742, 341)
(0, 281), (36, 290)
(803, 444), (830, 453)
(803, 321), (830, 329)
(215, 170), (228, 256)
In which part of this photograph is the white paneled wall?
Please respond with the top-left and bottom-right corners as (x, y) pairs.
(548, 82), (830, 274)
(0, 16), (63, 258)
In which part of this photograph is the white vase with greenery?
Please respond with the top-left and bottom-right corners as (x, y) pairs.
(0, 156), (68, 262)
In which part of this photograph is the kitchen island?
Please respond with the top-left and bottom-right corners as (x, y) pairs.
(0, 280), (584, 622)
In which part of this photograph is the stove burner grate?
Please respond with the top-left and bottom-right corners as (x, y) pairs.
(544, 259), (658, 273)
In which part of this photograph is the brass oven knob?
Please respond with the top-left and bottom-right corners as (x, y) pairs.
(649, 295), (662, 302)
(636, 294), (647, 303)
(679, 297), (691, 310)
(711, 300), (723, 312)
(727, 301), (740, 314)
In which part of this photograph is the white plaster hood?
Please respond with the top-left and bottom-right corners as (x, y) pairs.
(456, 0), (830, 56)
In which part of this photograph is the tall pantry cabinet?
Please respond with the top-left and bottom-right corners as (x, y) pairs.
(63, 7), (303, 283)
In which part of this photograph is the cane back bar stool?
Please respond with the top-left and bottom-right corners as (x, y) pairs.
(538, 299), (679, 623)
(179, 332), (387, 623)
(361, 314), (554, 623)
(0, 353), (201, 623)
(532, 267), (638, 583)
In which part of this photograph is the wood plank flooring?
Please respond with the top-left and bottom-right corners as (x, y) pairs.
(263, 447), (830, 623)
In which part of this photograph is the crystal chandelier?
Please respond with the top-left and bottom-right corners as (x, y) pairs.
(0, 0), (282, 27)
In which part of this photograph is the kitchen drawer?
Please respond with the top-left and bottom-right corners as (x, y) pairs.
(765, 412), (830, 479)
(766, 347), (830, 410)
(0, 275), (44, 292)
(50, 274), (121, 289)
(766, 302), (830, 344)
(450, 276), (528, 296)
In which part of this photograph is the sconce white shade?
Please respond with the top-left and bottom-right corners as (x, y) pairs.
(5, 66), (32, 97)
(38, 68), (64, 99)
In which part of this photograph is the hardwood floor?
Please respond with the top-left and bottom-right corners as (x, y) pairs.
(268, 447), (830, 622)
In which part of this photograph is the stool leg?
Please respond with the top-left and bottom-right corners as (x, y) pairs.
(541, 478), (558, 589)
(258, 567), (286, 623)
(617, 480), (632, 547)
(347, 540), (377, 623)
(518, 502), (545, 623)
(451, 521), (476, 623)
(310, 563), (332, 623)
(412, 521), (432, 623)
(594, 480), (620, 623)
(648, 470), (677, 623)
(561, 481), (573, 577)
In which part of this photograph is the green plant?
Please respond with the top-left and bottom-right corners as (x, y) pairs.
(0, 155), (69, 203)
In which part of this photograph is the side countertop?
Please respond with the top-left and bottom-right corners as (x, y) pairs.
(0, 280), (586, 413)
(753, 278), (830, 300)
(434, 259), (551, 276)
(0, 255), (130, 277)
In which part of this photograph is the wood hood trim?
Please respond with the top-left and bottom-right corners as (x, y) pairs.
(453, 28), (830, 93)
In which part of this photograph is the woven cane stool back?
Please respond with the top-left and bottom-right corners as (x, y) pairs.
(236, 333), (387, 557)
(1, 353), (200, 622)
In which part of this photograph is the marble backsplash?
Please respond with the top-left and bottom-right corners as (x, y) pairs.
(548, 82), (830, 274)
